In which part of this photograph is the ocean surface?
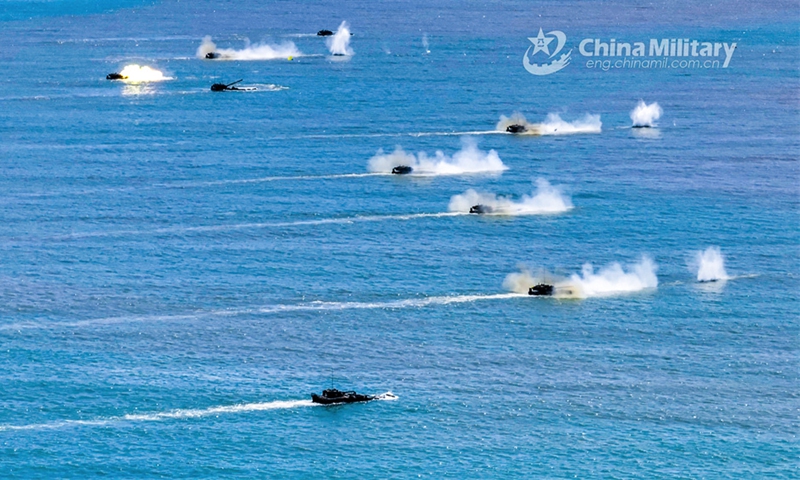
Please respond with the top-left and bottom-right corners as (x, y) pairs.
(1, 0), (798, 477)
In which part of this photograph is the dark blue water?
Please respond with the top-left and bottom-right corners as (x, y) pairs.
(1, 1), (798, 477)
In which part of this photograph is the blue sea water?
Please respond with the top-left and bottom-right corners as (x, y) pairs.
(0, 0), (798, 477)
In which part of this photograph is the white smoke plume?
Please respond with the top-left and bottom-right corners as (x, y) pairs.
(367, 137), (508, 175)
(197, 36), (301, 60)
(448, 179), (573, 215)
(503, 267), (540, 294)
(326, 21), (353, 56)
(630, 100), (663, 127)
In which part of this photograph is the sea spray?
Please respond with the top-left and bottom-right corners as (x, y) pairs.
(368, 137), (507, 175)
(630, 100), (663, 127)
(197, 35), (302, 60)
(422, 34), (430, 54)
(505, 256), (658, 298)
(117, 64), (172, 83)
(694, 246), (729, 282)
(496, 112), (602, 135)
(540, 113), (602, 135)
(566, 256), (658, 297)
(326, 21), (353, 56)
(496, 112), (534, 132)
(448, 179), (573, 215)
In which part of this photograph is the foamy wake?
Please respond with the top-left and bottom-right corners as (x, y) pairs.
(117, 64), (172, 83)
(630, 100), (663, 127)
(221, 83), (289, 93)
(166, 172), (384, 188)
(0, 393), (397, 432)
(367, 137), (508, 175)
(1, 294), (523, 331)
(496, 112), (602, 135)
(54, 212), (465, 240)
(505, 256), (658, 299)
(253, 293), (521, 314)
(448, 178), (573, 215)
(326, 21), (353, 56)
(197, 36), (302, 60)
(374, 392), (398, 401)
(9, 173), (384, 200)
(694, 246), (729, 282)
(0, 400), (314, 431)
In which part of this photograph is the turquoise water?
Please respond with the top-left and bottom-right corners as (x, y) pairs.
(1, 1), (798, 477)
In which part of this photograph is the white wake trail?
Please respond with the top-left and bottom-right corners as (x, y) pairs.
(4, 173), (388, 201)
(0, 399), (318, 432)
(162, 173), (386, 189)
(0, 391), (406, 432)
(121, 399), (317, 421)
(254, 293), (524, 314)
(53, 212), (466, 240)
(0, 293), (524, 331)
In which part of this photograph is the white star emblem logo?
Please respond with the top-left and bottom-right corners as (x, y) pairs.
(522, 28), (571, 75)
(528, 28), (555, 56)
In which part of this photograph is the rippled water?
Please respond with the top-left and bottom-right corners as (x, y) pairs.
(1, 0), (798, 477)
